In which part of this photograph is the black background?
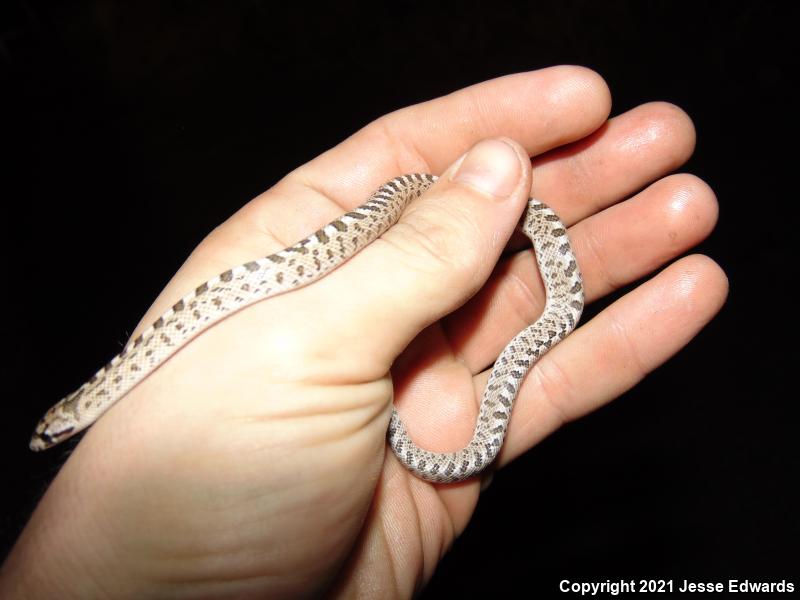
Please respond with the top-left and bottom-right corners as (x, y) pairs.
(1, 1), (797, 596)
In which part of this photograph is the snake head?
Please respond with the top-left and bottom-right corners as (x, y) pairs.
(29, 415), (75, 451)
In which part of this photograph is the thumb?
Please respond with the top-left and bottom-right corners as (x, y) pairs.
(323, 137), (532, 368)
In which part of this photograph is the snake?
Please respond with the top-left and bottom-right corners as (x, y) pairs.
(29, 173), (583, 483)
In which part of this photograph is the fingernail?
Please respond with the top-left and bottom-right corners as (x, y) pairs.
(452, 139), (521, 198)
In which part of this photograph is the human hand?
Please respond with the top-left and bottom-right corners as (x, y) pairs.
(0, 66), (725, 598)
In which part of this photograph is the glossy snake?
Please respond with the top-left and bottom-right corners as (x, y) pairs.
(30, 174), (583, 483)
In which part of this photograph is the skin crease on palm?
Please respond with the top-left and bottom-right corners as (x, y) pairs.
(0, 66), (726, 598)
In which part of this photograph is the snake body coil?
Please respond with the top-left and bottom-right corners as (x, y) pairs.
(30, 174), (582, 483)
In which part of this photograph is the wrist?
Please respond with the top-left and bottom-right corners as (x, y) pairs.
(1, 452), (133, 598)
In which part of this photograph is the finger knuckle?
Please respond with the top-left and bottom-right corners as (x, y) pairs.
(529, 354), (579, 426)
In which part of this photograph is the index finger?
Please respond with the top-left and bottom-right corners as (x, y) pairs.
(289, 66), (612, 205)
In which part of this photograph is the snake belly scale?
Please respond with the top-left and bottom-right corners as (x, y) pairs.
(30, 173), (583, 483)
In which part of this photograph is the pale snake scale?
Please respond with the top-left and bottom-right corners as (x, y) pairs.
(30, 173), (583, 483)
